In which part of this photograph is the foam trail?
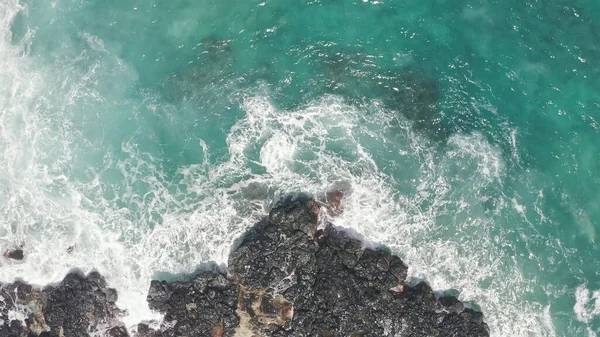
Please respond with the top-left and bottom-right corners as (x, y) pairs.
(0, 1), (160, 326)
(575, 285), (600, 337)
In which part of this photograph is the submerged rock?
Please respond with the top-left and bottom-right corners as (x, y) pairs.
(318, 48), (452, 142)
(0, 196), (489, 337)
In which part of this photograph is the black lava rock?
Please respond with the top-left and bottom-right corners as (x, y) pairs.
(0, 196), (489, 337)
(144, 264), (239, 337)
(227, 197), (489, 337)
(3, 248), (24, 260)
(0, 272), (127, 337)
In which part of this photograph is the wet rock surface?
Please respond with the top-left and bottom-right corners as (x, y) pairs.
(0, 196), (489, 337)
(143, 264), (239, 337)
(0, 272), (127, 337)
(227, 196), (488, 337)
(3, 248), (24, 260)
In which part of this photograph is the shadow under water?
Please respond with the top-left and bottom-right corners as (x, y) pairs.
(160, 36), (236, 103)
(317, 47), (453, 142)
(157, 38), (471, 145)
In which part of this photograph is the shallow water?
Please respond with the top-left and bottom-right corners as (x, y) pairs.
(1, 0), (599, 335)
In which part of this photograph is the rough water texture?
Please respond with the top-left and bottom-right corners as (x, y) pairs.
(2, 0), (600, 336)
(0, 197), (488, 337)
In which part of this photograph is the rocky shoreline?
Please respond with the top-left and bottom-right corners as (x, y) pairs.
(1, 195), (489, 337)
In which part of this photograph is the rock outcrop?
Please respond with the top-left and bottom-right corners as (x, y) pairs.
(1, 196), (489, 337)
(0, 272), (127, 337)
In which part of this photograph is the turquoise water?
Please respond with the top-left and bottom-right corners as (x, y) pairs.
(1, 0), (599, 335)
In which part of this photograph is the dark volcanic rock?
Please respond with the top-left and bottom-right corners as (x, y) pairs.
(3, 248), (24, 260)
(0, 195), (489, 337)
(144, 264), (239, 337)
(227, 195), (489, 337)
(0, 272), (127, 337)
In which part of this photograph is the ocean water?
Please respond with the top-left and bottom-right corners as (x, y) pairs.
(0, 0), (599, 335)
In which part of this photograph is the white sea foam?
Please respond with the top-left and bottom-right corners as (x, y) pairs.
(575, 285), (600, 337)
(0, 0), (159, 326)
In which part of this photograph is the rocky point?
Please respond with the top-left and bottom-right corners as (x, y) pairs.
(0, 195), (489, 337)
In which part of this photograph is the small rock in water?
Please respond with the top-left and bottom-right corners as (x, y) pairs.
(67, 246), (75, 254)
(107, 326), (129, 337)
(439, 295), (465, 313)
(326, 189), (345, 214)
(136, 323), (158, 337)
(3, 248), (24, 260)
